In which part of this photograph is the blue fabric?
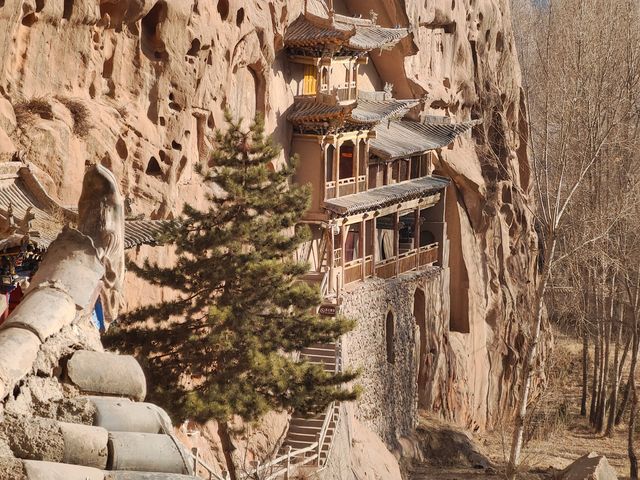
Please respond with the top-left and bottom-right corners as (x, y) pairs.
(92, 298), (105, 331)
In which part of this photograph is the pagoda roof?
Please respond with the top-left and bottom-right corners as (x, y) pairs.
(285, 1), (409, 53)
(370, 118), (481, 160)
(0, 162), (168, 250)
(324, 175), (450, 216)
(288, 94), (418, 129)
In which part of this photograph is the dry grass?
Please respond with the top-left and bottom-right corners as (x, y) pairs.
(409, 334), (632, 479)
(14, 97), (54, 127)
(54, 95), (91, 136)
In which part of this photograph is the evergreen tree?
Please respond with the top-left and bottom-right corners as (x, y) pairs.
(105, 113), (358, 479)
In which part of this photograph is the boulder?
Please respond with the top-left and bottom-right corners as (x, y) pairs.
(562, 452), (618, 480)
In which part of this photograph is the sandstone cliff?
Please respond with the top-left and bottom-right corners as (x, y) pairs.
(0, 0), (538, 439)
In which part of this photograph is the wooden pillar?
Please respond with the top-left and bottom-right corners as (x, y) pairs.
(360, 220), (366, 280)
(354, 136), (360, 191)
(372, 216), (378, 276)
(333, 140), (339, 188)
(340, 222), (346, 273)
(329, 227), (335, 294)
(415, 206), (421, 251)
(394, 211), (400, 277)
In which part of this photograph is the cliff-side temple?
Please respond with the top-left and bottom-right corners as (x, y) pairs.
(0, 0), (537, 477)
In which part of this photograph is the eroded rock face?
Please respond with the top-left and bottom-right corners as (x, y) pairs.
(0, 0), (538, 438)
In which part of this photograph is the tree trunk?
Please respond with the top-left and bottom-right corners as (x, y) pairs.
(606, 302), (623, 436)
(597, 283), (614, 433)
(507, 238), (555, 479)
(629, 321), (639, 480)
(218, 421), (238, 480)
(581, 325), (589, 416)
(590, 295), (601, 424)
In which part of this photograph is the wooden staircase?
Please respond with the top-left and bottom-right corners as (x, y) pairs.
(278, 343), (341, 468)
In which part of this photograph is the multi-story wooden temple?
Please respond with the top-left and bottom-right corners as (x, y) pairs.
(285, 1), (478, 303)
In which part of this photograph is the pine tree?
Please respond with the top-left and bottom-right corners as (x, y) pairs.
(105, 113), (358, 479)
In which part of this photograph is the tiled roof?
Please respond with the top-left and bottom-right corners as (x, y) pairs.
(287, 99), (352, 124)
(285, 2), (409, 52)
(124, 220), (169, 249)
(324, 175), (450, 216)
(288, 96), (418, 126)
(370, 118), (481, 160)
(284, 15), (353, 48)
(0, 163), (169, 250)
(351, 98), (418, 124)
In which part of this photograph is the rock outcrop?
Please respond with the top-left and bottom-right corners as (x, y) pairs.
(0, 0), (538, 456)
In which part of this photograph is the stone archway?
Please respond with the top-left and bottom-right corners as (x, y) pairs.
(414, 288), (427, 409)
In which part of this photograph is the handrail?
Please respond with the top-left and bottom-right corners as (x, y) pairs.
(337, 177), (356, 185)
(419, 242), (438, 251)
(189, 448), (228, 480)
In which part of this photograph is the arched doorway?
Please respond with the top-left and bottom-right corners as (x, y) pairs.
(414, 288), (427, 408)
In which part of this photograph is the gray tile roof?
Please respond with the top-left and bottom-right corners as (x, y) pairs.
(288, 96), (418, 126)
(285, 3), (408, 52)
(324, 175), (450, 216)
(0, 163), (169, 250)
(370, 119), (481, 160)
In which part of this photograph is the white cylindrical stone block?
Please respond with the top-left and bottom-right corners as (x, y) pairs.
(88, 396), (172, 434)
(66, 351), (146, 401)
(107, 432), (189, 474)
(0, 327), (41, 400)
(59, 421), (108, 469)
(2, 287), (77, 342)
(23, 460), (104, 480)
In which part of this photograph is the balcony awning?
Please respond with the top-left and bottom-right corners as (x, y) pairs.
(324, 175), (450, 216)
(370, 118), (481, 160)
(0, 163), (169, 250)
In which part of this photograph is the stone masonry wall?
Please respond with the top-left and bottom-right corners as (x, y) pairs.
(340, 266), (449, 446)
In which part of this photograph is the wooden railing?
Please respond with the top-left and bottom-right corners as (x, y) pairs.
(344, 259), (363, 284)
(325, 181), (336, 200)
(337, 177), (356, 197)
(334, 82), (357, 102)
(375, 258), (396, 279)
(418, 243), (439, 266)
(398, 250), (417, 274)
(364, 255), (374, 277)
(357, 175), (366, 192)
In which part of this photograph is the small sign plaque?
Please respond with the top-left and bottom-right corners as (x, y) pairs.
(318, 304), (337, 316)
